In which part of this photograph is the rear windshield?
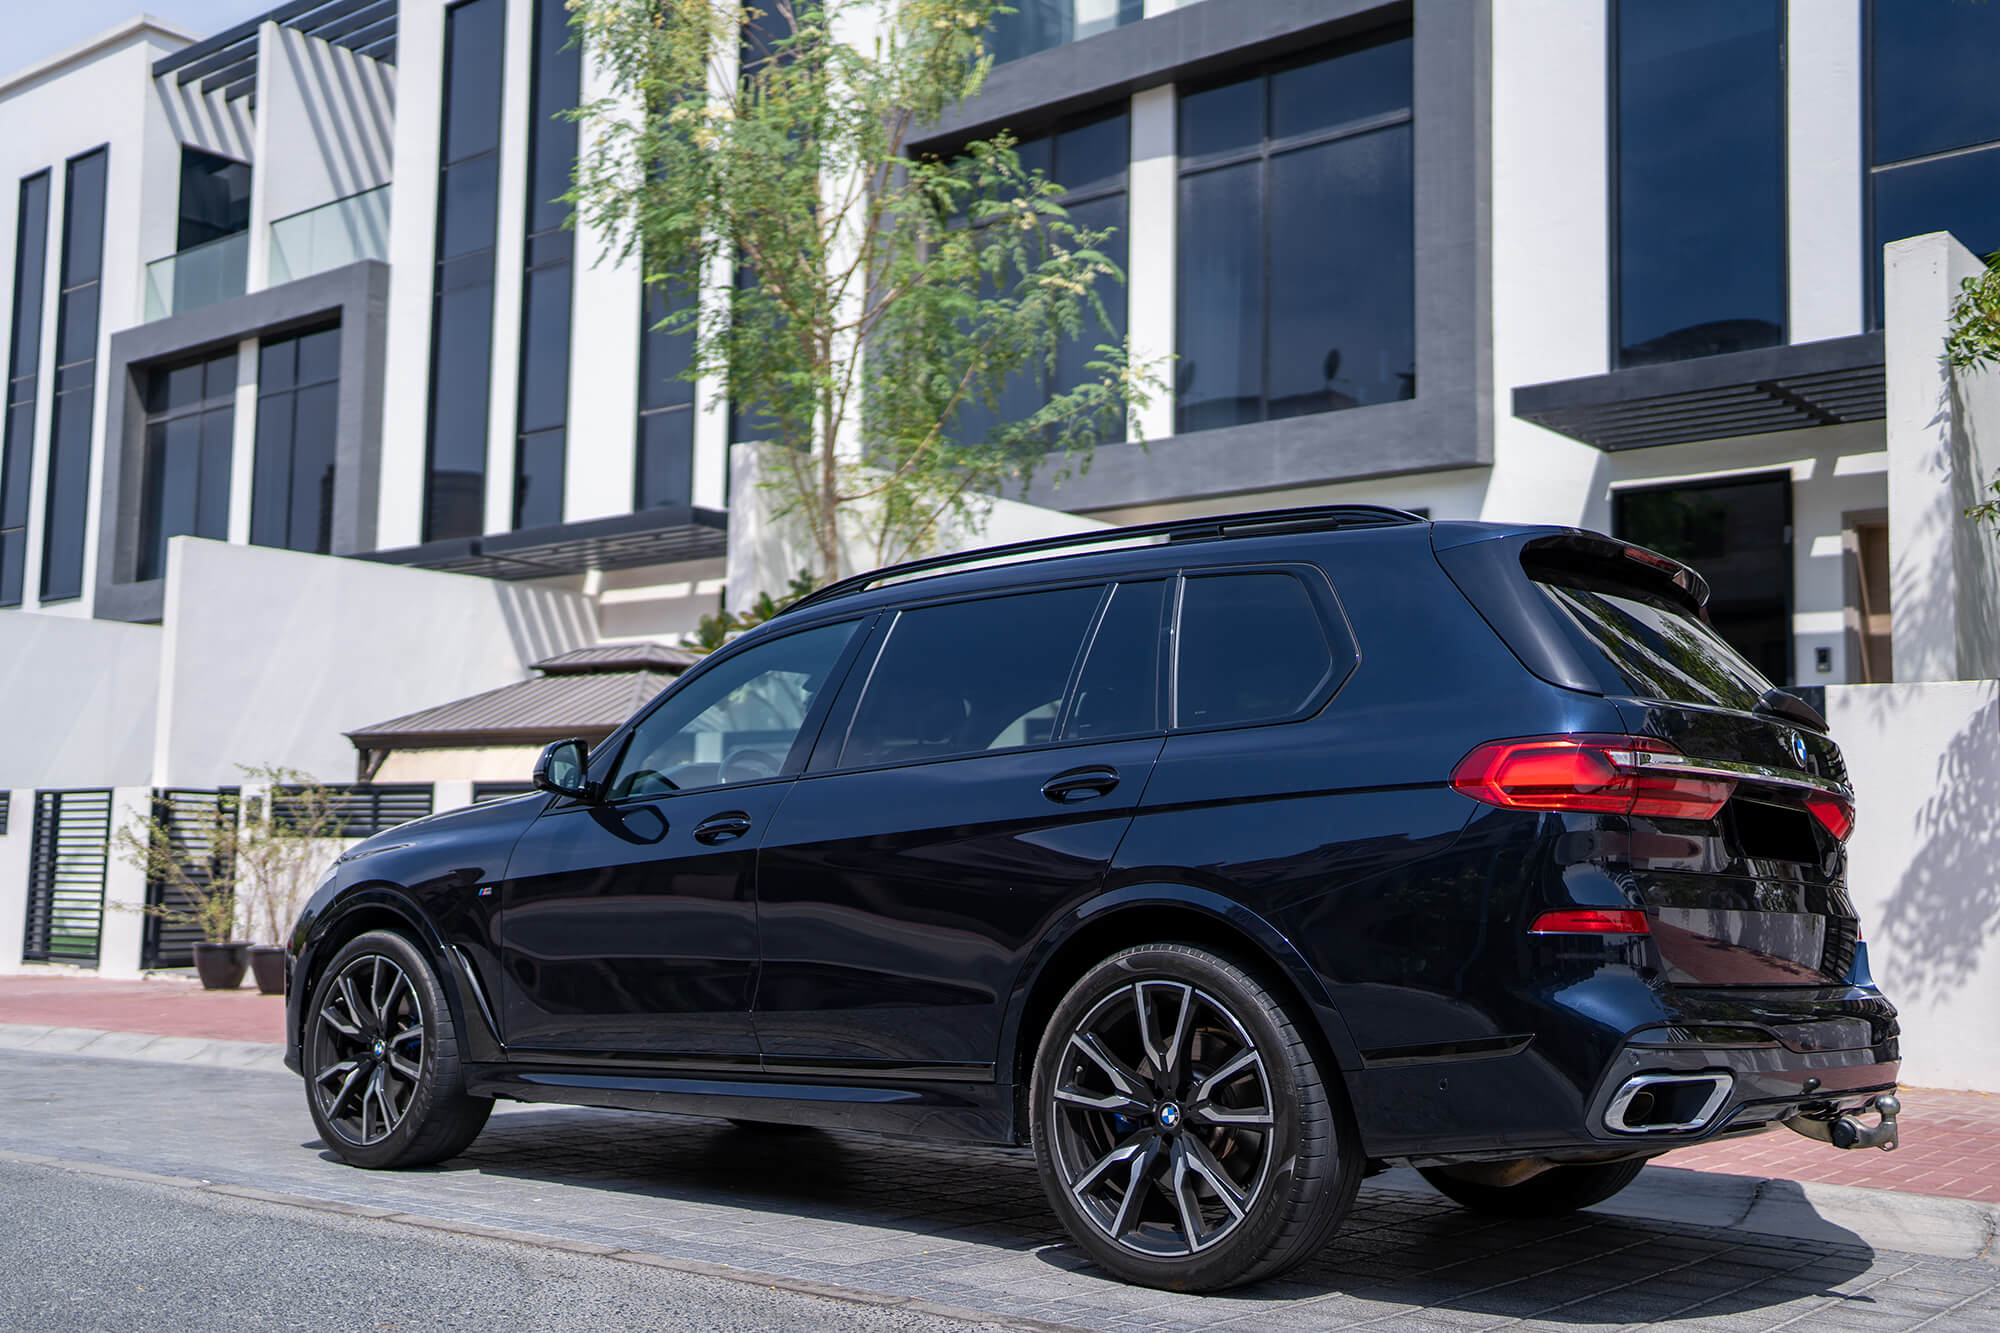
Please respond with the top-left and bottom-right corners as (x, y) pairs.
(1538, 580), (1772, 710)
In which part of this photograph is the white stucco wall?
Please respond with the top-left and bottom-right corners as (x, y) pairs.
(0, 611), (160, 789)
(154, 536), (597, 786)
(1829, 681), (2000, 1091)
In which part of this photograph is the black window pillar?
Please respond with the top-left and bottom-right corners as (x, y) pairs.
(424, 0), (506, 542)
(0, 171), (49, 607)
(41, 147), (107, 604)
(514, 0), (580, 531)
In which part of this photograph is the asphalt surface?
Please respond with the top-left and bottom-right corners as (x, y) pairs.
(5, 1046), (2000, 1330)
(0, 1157), (1011, 1332)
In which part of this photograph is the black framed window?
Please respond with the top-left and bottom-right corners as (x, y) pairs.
(955, 109), (1130, 447)
(137, 350), (235, 581)
(41, 147), (108, 603)
(424, 0), (506, 542)
(176, 147), (251, 252)
(1867, 0), (2000, 328)
(1612, 1), (1785, 368)
(514, 0), (580, 531)
(989, 0), (1142, 65)
(1613, 472), (1794, 686)
(637, 273), (696, 510)
(1, 171), (49, 607)
(1175, 31), (1414, 435)
(251, 324), (340, 554)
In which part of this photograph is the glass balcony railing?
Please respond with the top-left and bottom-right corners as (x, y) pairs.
(143, 230), (249, 322)
(269, 184), (391, 286)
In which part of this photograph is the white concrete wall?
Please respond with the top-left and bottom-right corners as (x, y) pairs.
(0, 611), (160, 789)
(1786, 0), (1865, 344)
(1886, 232), (2000, 684)
(0, 789), (34, 974)
(96, 786), (152, 978)
(153, 535), (597, 786)
(1830, 681), (2000, 1091)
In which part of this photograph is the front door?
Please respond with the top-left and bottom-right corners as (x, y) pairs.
(754, 580), (1169, 1074)
(499, 617), (864, 1061)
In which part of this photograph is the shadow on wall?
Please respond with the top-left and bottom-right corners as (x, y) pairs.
(495, 582), (600, 670)
(1869, 689), (2000, 1003)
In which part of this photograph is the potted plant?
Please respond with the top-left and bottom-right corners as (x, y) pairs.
(235, 769), (343, 995)
(115, 794), (251, 989)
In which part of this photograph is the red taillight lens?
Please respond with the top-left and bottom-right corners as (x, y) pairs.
(1804, 790), (1856, 841)
(1451, 735), (1734, 821)
(1528, 908), (1652, 935)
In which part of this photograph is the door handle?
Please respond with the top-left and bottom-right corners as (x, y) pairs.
(692, 812), (754, 844)
(1042, 766), (1120, 804)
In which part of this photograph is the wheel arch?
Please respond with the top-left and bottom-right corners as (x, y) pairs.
(1000, 885), (1364, 1142)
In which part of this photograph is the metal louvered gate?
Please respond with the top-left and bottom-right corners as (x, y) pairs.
(141, 789), (240, 971)
(23, 789), (113, 964)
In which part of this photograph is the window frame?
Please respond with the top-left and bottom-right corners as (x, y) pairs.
(1605, 0), (1789, 369)
(137, 346), (238, 581)
(583, 612), (877, 807)
(1166, 562), (1358, 734)
(1173, 29), (1415, 432)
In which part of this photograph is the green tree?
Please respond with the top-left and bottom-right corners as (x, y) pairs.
(569, 0), (1156, 581)
(1946, 249), (2000, 528)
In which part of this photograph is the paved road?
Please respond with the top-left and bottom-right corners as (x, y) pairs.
(0, 1158), (1014, 1332)
(3, 1047), (1999, 1331)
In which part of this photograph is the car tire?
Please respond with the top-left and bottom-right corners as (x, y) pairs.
(1030, 943), (1362, 1292)
(303, 929), (493, 1169)
(1418, 1158), (1647, 1218)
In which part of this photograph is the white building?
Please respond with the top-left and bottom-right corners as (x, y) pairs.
(1, 1), (1997, 1015)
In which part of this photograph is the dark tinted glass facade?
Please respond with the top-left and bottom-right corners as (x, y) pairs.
(1613, 472), (1793, 686)
(637, 275), (695, 509)
(138, 351), (236, 581)
(1613, 1), (1785, 367)
(1176, 33), (1414, 434)
(954, 110), (1130, 448)
(1868, 0), (2000, 326)
(42, 147), (107, 603)
(176, 147), (252, 251)
(425, 0), (506, 541)
(989, 0), (1143, 65)
(251, 325), (340, 554)
(514, 0), (580, 530)
(0, 171), (49, 607)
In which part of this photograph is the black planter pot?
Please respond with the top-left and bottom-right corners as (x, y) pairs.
(192, 942), (250, 991)
(248, 945), (288, 996)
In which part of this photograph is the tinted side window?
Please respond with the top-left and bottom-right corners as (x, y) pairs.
(607, 619), (858, 797)
(842, 586), (1101, 767)
(1176, 573), (1334, 728)
(1063, 580), (1165, 741)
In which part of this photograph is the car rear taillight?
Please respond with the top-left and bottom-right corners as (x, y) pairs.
(1804, 790), (1855, 841)
(1450, 735), (1734, 821)
(1528, 908), (1651, 935)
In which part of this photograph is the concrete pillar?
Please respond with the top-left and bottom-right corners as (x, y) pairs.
(1884, 231), (2000, 682)
(1126, 86), (1175, 445)
(97, 786), (153, 979)
(1786, 0), (1864, 343)
(0, 789), (31, 973)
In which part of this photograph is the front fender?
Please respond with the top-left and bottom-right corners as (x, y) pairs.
(996, 882), (1368, 1097)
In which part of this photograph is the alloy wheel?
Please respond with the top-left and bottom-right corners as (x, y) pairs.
(1047, 980), (1276, 1257)
(310, 954), (425, 1147)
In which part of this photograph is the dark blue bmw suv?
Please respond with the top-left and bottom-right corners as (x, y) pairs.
(285, 506), (1900, 1291)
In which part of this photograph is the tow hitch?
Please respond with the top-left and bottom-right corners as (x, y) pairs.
(1783, 1092), (1901, 1152)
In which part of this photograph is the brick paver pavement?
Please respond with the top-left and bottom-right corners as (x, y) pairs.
(0, 972), (282, 1044)
(4, 1047), (1999, 1331)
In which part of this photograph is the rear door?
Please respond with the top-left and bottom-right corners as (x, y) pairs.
(1526, 553), (1860, 987)
(752, 580), (1169, 1074)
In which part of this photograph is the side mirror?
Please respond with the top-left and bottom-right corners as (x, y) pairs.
(534, 738), (593, 800)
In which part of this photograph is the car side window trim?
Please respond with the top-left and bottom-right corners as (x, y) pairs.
(1166, 562), (1359, 734)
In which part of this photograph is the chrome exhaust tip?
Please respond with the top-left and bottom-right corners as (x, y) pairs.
(1605, 1072), (1733, 1134)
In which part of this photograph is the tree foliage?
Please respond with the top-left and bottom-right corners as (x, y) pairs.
(569, 0), (1156, 580)
(1946, 249), (2000, 529)
(688, 568), (819, 652)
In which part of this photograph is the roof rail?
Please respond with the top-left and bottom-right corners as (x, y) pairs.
(779, 503), (1425, 618)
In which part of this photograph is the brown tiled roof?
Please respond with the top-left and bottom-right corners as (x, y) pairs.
(347, 645), (696, 752)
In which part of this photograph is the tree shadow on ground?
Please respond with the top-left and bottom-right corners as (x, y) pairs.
(441, 1107), (1874, 1322)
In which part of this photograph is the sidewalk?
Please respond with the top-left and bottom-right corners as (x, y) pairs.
(0, 972), (1981, 1202)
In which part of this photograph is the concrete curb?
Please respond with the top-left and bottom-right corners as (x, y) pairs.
(1373, 1163), (2000, 1263)
(6, 1027), (1994, 1266)
(0, 1023), (288, 1073)
(0, 1147), (1086, 1333)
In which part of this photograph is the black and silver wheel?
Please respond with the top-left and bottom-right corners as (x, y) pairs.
(1031, 944), (1361, 1291)
(1419, 1158), (1647, 1218)
(303, 929), (492, 1169)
